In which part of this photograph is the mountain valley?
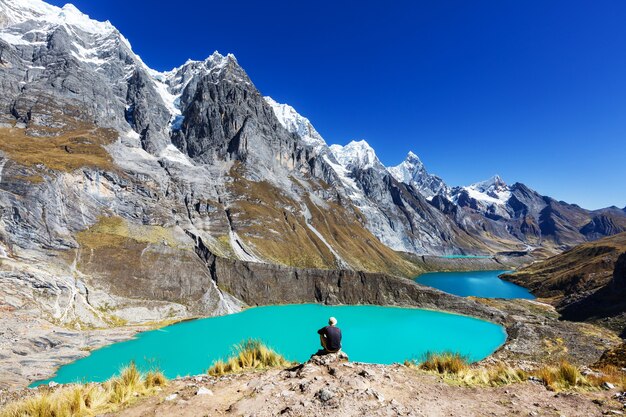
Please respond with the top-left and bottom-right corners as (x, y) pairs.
(0, 1), (625, 415)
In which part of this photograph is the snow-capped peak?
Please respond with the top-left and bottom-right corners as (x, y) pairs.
(388, 151), (449, 199)
(470, 175), (507, 193)
(461, 174), (510, 205)
(264, 96), (326, 148)
(406, 150), (419, 160)
(329, 140), (383, 170)
(147, 51), (243, 131)
(0, 0), (115, 36)
(388, 151), (426, 184)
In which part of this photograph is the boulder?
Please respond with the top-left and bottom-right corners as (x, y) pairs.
(308, 351), (349, 366)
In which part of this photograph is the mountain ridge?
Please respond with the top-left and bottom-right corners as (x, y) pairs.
(0, 0), (624, 334)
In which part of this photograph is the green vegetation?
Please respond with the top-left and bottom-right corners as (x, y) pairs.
(207, 339), (292, 377)
(0, 363), (166, 417)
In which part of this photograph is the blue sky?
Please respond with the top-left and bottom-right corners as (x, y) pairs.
(50, 0), (626, 209)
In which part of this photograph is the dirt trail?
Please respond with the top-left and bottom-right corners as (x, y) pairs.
(109, 356), (623, 417)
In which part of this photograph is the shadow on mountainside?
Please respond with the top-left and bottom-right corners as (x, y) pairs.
(559, 252), (626, 337)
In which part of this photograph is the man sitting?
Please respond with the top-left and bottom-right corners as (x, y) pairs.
(317, 316), (342, 353)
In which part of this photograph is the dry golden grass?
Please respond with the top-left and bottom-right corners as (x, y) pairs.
(406, 353), (526, 387)
(0, 363), (166, 417)
(407, 353), (626, 391)
(417, 352), (469, 374)
(76, 216), (185, 250)
(530, 360), (626, 391)
(304, 196), (423, 277)
(533, 361), (587, 391)
(208, 339), (292, 377)
(144, 371), (167, 388)
(0, 124), (118, 174)
(227, 172), (337, 269)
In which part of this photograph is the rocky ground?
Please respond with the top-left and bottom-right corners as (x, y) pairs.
(477, 298), (621, 367)
(0, 304), (152, 390)
(102, 353), (625, 417)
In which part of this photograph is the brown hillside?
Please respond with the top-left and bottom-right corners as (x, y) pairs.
(503, 232), (626, 300)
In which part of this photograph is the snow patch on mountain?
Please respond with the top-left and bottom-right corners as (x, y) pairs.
(159, 144), (194, 167)
(264, 96), (326, 148)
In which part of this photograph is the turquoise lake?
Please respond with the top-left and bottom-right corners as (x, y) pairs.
(32, 304), (506, 386)
(415, 270), (535, 299)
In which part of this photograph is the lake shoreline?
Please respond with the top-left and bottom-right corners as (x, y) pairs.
(30, 304), (507, 386)
(2, 294), (619, 391)
(415, 270), (535, 299)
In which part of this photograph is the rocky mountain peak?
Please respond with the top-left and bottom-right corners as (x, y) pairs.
(398, 151), (426, 173)
(388, 151), (448, 199)
(471, 175), (508, 193)
(168, 51), (249, 86)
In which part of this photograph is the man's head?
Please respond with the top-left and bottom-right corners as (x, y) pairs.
(328, 317), (337, 326)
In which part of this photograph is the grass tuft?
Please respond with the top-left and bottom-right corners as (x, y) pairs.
(407, 353), (526, 387)
(465, 363), (528, 387)
(533, 361), (588, 391)
(144, 371), (167, 388)
(207, 339), (292, 377)
(0, 363), (167, 417)
(412, 355), (625, 391)
(418, 351), (469, 374)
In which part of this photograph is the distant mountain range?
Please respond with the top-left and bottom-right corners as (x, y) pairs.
(0, 0), (625, 324)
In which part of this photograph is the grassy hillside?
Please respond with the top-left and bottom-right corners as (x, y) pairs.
(503, 232), (626, 300)
(502, 232), (626, 336)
